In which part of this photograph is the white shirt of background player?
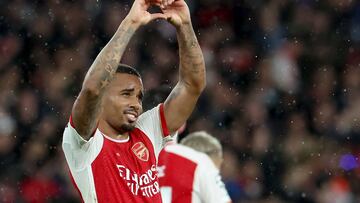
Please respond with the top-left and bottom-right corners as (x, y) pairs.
(158, 131), (232, 203)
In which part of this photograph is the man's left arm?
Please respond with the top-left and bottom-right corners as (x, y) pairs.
(161, 0), (206, 133)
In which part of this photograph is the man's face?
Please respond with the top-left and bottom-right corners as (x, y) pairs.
(101, 73), (144, 133)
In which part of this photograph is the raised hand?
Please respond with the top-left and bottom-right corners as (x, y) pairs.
(126, 0), (166, 27)
(160, 0), (206, 134)
(71, 0), (167, 139)
(160, 0), (191, 28)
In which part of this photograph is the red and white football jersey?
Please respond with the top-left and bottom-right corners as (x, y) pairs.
(62, 104), (170, 203)
(158, 144), (231, 203)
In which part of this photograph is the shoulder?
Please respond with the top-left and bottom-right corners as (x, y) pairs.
(136, 105), (161, 124)
(62, 128), (104, 171)
(134, 104), (164, 135)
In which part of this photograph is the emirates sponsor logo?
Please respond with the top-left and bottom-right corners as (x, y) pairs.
(132, 142), (149, 161)
(116, 164), (160, 197)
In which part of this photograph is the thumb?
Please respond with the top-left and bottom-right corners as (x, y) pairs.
(165, 14), (177, 26)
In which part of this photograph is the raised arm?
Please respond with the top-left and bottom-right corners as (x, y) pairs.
(72, 0), (165, 139)
(161, 0), (206, 133)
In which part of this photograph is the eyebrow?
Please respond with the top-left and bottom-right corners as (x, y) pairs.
(121, 88), (144, 99)
(121, 88), (135, 92)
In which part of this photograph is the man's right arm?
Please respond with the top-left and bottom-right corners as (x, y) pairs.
(71, 19), (138, 140)
(71, 0), (165, 140)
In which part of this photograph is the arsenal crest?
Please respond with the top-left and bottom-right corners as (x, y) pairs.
(131, 142), (149, 161)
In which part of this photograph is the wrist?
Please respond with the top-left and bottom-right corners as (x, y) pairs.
(176, 21), (192, 31)
(121, 17), (142, 30)
(176, 22), (193, 33)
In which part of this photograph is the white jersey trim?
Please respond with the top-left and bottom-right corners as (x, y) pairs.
(100, 131), (130, 143)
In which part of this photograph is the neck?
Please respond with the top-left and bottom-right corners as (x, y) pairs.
(98, 119), (129, 140)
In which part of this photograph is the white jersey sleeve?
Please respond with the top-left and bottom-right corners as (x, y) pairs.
(195, 157), (232, 203)
(135, 103), (171, 159)
(62, 118), (104, 203)
(62, 118), (103, 171)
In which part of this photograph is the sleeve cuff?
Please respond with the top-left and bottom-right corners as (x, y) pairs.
(69, 115), (97, 139)
(69, 114), (76, 128)
(159, 103), (170, 137)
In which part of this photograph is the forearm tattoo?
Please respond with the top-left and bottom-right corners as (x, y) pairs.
(177, 24), (205, 88)
(74, 23), (136, 137)
(89, 27), (135, 91)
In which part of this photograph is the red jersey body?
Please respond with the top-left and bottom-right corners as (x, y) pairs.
(158, 144), (231, 203)
(62, 104), (169, 203)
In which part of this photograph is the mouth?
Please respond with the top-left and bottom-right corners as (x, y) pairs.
(124, 111), (138, 123)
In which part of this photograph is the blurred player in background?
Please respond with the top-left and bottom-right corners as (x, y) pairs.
(61, 0), (206, 202)
(158, 131), (231, 203)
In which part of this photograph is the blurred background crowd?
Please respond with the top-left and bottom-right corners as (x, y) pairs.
(1, 0), (360, 202)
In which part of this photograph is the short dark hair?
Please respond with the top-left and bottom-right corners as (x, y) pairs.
(116, 64), (141, 78)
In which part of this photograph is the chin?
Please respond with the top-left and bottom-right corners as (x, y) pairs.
(120, 123), (136, 132)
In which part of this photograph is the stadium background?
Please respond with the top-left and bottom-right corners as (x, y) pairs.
(1, 0), (360, 202)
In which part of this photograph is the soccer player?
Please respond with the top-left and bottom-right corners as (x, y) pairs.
(158, 131), (232, 203)
(61, 0), (206, 202)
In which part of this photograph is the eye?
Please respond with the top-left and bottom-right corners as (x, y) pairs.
(138, 92), (144, 102)
(122, 92), (130, 96)
(138, 94), (143, 101)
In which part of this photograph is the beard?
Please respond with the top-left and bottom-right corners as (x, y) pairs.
(119, 123), (135, 133)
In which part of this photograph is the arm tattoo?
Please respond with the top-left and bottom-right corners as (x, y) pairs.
(166, 85), (182, 104)
(177, 24), (205, 90)
(163, 25), (206, 133)
(89, 27), (135, 91)
(74, 21), (137, 137)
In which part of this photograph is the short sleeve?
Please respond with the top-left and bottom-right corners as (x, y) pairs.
(196, 158), (232, 203)
(135, 103), (171, 159)
(62, 117), (103, 171)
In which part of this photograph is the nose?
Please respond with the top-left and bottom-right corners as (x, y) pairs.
(130, 98), (142, 113)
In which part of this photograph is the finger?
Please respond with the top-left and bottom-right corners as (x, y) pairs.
(150, 13), (166, 21)
(143, 0), (152, 9)
(167, 17), (176, 26)
(150, 0), (161, 6)
(165, 13), (175, 24)
(151, 1), (161, 6)
(161, 0), (167, 8)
